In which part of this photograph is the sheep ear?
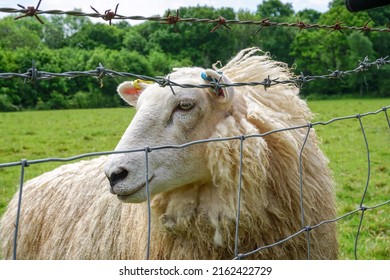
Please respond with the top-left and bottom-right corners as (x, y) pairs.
(117, 80), (152, 107)
(202, 69), (234, 105)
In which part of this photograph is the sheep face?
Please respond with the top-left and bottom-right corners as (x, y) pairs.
(105, 68), (234, 203)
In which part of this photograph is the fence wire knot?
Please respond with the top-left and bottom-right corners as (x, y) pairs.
(360, 19), (372, 33)
(329, 69), (344, 80)
(95, 63), (106, 87)
(160, 75), (177, 95)
(162, 10), (180, 32)
(90, 4), (119, 25)
(357, 56), (371, 71)
(304, 226), (312, 232)
(262, 75), (274, 90)
(328, 20), (343, 34)
(14, 0), (44, 24)
(21, 159), (29, 167)
(211, 16), (231, 32)
(26, 60), (39, 83)
(375, 56), (389, 69)
(296, 21), (308, 32)
(296, 72), (309, 88)
(256, 18), (271, 34)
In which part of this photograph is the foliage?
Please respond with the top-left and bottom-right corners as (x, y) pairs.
(0, 0), (389, 111)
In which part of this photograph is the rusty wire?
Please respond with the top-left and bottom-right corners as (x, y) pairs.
(0, 4), (389, 33)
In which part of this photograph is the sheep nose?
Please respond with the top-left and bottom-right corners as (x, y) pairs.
(106, 167), (129, 192)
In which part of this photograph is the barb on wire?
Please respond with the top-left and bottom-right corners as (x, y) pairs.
(356, 56), (371, 72)
(95, 63), (106, 87)
(328, 69), (345, 81)
(162, 75), (177, 95)
(211, 16), (231, 32)
(26, 60), (39, 83)
(90, 3), (119, 25)
(161, 10), (180, 32)
(14, 0), (44, 24)
(374, 56), (389, 69)
(328, 20), (343, 34)
(262, 75), (277, 90)
(296, 20), (309, 32)
(360, 19), (372, 33)
(256, 18), (272, 34)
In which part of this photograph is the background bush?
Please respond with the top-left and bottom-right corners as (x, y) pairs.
(0, 0), (389, 111)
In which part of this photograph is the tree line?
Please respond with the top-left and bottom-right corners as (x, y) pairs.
(0, 0), (389, 111)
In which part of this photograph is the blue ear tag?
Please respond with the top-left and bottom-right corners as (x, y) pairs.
(201, 71), (224, 82)
(201, 71), (213, 82)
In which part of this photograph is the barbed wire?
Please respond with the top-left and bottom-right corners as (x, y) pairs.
(1, 3), (390, 33)
(1, 105), (389, 260)
(0, 56), (389, 91)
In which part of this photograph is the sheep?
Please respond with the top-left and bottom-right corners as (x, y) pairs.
(0, 48), (338, 259)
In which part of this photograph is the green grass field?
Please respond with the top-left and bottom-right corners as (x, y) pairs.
(0, 98), (389, 259)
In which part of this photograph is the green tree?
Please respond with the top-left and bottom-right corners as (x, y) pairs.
(63, 10), (92, 36)
(0, 16), (43, 49)
(296, 9), (321, 23)
(290, 4), (381, 97)
(254, 0), (296, 64)
(67, 22), (124, 50)
(122, 28), (149, 54)
(256, 0), (294, 18)
(43, 16), (66, 48)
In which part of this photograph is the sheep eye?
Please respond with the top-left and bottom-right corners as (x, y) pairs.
(178, 100), (194, 110)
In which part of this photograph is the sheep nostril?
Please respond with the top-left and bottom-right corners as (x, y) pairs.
(108, 168), (129, 188)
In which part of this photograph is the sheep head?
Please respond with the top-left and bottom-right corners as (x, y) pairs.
(104, 68), (234, 203)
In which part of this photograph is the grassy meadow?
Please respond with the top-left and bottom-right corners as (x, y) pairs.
(0, 98), (389, 259)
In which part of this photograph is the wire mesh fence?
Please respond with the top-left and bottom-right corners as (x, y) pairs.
(0, 104), (389, 260)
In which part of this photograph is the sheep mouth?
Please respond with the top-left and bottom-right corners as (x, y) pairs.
(117, 175), (155, 201)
